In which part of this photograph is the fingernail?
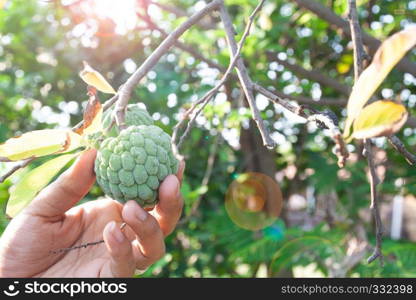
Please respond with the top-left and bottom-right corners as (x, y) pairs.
(136, 204), (147, 221)
(111, 221), (125, 243)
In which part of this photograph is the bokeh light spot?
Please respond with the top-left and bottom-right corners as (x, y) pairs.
(225, 172), (283, 231)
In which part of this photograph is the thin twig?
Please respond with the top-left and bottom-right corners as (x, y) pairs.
(347, 0), (369, 78)
(308, 113), (349, 167)
(254, 84), (349, 167)
(387, 135), (416, 166)
(139, 15), (228, 74)
(219, 1), (275, 149)
(364, 140), (384, 265)
(347, 0), (383, 265)
(172, 0), (267, 156)
(114, 0), (223, 130)
(253, 83), (304, 116)
(0, 158), (34, 183)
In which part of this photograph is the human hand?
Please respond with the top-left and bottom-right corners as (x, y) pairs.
(0, 149), (184, 277)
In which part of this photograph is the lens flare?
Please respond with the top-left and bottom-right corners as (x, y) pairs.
(225, 172), (283, 231)
(83, 0), (139, 34)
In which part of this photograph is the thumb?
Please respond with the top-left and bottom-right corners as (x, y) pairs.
(27, 149), (97, 218)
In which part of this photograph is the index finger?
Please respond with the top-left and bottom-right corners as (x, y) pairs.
(150, 161), (185, 236)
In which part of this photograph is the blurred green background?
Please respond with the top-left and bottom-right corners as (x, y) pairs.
(0, 0), (416, 277)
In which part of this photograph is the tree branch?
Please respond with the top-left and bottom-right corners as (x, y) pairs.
(0, 158), (33, 184)
(347, 0), (383, 265)
(347, 0), (369, 78)
(137, 9), (228, 73)
(219, 1), (275, 149)
(364, 140), (384, 265)
(254, 83), (348, 167)
(114, 0), (223, 130)
(387, 135), (416, 166)
(172, 0), (267, 156)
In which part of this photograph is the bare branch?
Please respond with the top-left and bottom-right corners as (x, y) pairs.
(254, 83), (348, 167)
(0, 158), (33, 184)
(172, 0), (268, 156)
(143, 10), (349, 109)
(253, 83), (305, 116)
(149, 20), (348, 108)
(364, 140), (384, 265)
(347, 0), (369, 79)
(387, 135), (416, 166)
(114, 0), (223, 130)
(137, 9), (228, 74)
(218, 1), (275, 148)
(347, 0), (383, 265)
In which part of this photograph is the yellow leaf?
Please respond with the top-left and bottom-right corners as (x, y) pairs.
(6, 152), (81, 217)
(0, 130), (82, 161)
(351, 100), (408, 140)
(344, 25), (416, 139)
(79, 61), (116, 94)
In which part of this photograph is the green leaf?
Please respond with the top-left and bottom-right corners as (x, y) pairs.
(6, 151), (80, 217)
(0, 129), (83, 161)
(351, 100), (408, 140)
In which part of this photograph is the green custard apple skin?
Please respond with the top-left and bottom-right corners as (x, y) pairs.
(102, 103), (154, 137)
(94, 125), (179, 208)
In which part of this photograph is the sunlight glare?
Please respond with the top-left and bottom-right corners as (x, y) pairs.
(88, 0), (139, 34)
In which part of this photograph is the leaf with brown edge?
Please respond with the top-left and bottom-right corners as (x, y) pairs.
(74, 90), (103, 136)
(344, 25), (416, 139)
(351, 100), (408, 140)
(0, 130), (82, 161)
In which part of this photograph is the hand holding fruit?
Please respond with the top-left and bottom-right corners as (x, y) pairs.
(0, 149), (185, 277)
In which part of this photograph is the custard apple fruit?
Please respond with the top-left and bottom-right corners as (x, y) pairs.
(94, 125), (179, 208)
(102, 103), (154, 137)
